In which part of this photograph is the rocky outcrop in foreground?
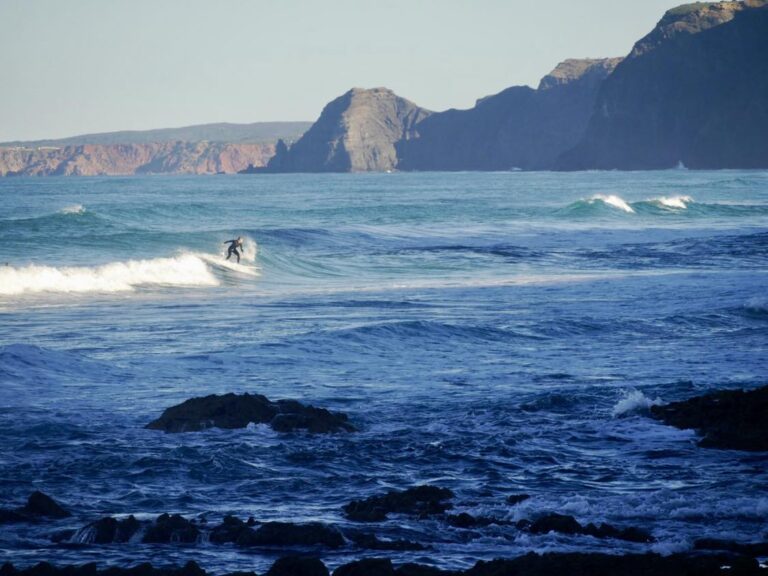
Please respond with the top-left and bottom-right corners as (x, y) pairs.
(650, 385), (768, 451)
(0, 142), (275, 176)
(0, 492), (70, 523)
(2, 553), (764, 576)
(145, 393), (356, 433)
(256, 88), (431, 173)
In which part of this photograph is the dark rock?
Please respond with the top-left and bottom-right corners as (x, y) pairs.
(344, 485), (454, 522)
(0, 509), (28, 523)
(209, 515), (252, 544)
(520, 513), (654, 543)
(395, 565), (447, 576)
(332, 559), (394, 576)
(265, 88), (431, 173)
(0, 492), (70, 523)
(582, 522), (654, 543)
(650, 385), (768, 451)
(695, 538), (768, 556)
(346, 530), (426, 551)
(506, 494), (530, 505)
(464, 552), (761, 576)
(237, 521), (344, 548)
(141, 514), (200, 544)
(266, 556), (329, 576)
(0, 563), (226, 576)
(21, 492), (71, 518)
(73, 515), (143, 544)
(526, 513), (582, 535)
(50, 529), (77, 543)
(559, 2), (768, 170)
(146, 393), (355, 434)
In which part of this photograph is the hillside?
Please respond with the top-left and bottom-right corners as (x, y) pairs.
(1, 122), (311, 148)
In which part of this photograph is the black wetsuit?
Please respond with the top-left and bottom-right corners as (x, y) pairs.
(224, 239), (243, 263)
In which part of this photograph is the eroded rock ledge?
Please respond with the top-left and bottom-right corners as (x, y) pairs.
(145, 393), (355, 434)
(2, 552), (764, 576)
(650, 385), (768, 451)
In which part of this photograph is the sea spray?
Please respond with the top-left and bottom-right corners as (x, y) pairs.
(612, 389), (663, 417)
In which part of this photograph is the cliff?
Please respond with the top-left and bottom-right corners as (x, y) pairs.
(396, 58), (621, 171)
(261, 88), (431, 172)
(0, 142), (275, 176)
(558, 1), (768, 170)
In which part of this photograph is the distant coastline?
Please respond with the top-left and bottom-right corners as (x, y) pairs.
(2, 0), (767, 177)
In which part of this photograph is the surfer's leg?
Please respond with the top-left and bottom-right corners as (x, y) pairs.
(235, 249), (241, 263)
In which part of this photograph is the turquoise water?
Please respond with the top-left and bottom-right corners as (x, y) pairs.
(1, 171), (767, 571)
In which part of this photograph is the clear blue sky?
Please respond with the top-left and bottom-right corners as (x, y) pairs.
(0, 0), (680, 141)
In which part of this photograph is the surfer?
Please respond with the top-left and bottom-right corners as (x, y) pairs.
(224, 237), (244, 263)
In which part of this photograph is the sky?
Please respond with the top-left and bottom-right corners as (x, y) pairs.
(0, 0), (680, 142)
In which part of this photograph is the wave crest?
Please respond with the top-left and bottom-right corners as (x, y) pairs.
(60, 204), (86, 215)
(646, 195), (694, 210)
(612, 389), (663, 417)
(0, 254), (220, 296)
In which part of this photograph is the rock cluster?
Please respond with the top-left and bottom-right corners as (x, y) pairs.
(0, 492), (70, 524)
(650, 385), (768, 451)
(145, 393), (355, 434)
(2, 552), (764, 576)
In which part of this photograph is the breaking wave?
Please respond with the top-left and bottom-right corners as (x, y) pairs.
(59, 204), (87, 215)
(0, 236), (259, 297)
(0, 254), (220, 295)
(645, 195), (694, 210)
(581, 194), (636, 214)
(612, 389), (664, 417)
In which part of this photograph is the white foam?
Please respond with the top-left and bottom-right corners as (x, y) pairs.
(239, 237), (258, 263)
(0, 254), (219, 296)
(650, 195), (694, 210)
(651, 538), (692, 556)
(612, 389), (663, 417)
(587, 194), (635, 213)
(60, 204), (86, 214)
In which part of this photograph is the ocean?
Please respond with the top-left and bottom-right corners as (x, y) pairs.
(1, 171), (767, 572)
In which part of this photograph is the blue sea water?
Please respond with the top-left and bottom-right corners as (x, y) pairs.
(0, 171), (767, 571)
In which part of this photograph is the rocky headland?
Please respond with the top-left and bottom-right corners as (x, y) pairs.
(253, 88), (431, 173)
(0, 142), (276, 176)
(245, 0), (768, 173)
(557, 0), (768, 169)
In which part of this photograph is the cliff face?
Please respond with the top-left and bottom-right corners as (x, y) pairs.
(0, 142), (275, 176)
(264, 88), (431, 172)
(558, 1), (768, 170)
(395, 58), (621, 171)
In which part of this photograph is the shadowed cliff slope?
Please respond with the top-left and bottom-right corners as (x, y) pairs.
(262, 88), (431, 172)
(558, 1), (768, 170)
(396, 58), (621, 171)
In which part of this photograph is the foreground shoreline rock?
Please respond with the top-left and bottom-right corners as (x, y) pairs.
(0, 492), (70, 524)
(2, 552), (764, 576)
(145, 393), (355, 434)
(650, 385), (768, 451)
